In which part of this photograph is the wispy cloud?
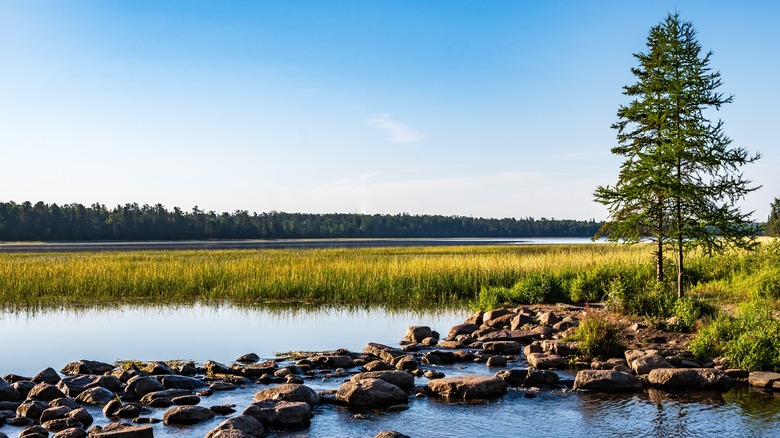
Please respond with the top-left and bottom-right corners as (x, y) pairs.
(367, 113), (425, 143)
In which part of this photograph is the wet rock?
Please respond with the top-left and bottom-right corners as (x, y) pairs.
(524, 370), (560, 387)
(237, 353), (260, 363)
(335, 378), (408, 409)
(0, 377), (20, 402)
(422, 350), (457, 365)
(49, 398), (78, 409)
(421, 337), (438, 347)
(123, 376), (165, 401)
(18, 425), (49, 438)
(630, 352), (672, 375)
(42, 417), (83, 432)
(89, 423), (154, 438)
(542, 340), (579, 357)
(208, 431), (254, 438)
(7, 415), (35, 426)
(140, 389), (193, 406)
(12, 380), (35, 399)
(205, 415), (265, 438)
(748, 371), (780, 389)
(405, 326), (434, 343)
(75, 386), (116, 406)
(393, 355), (418, 371)
(252, 383), (319, 408)
(573, 370), (643, 392)
(510, 313), (535, 331)
(162, 405), (217, 425)
(363, 360), (394, 372)
(210, 404), (237, 415)
(144, 361), (174, 376)
(526, 353), (568, 369)
(483, 341), (522, 355)
(311, 355), (356, 369)
(478, 330), (539, 343)
(401, 343), (421, 352)
(648, 368), (732, 390)
(204, 360), (234, 375)
(448, 323), (479, 338)
(424, 370), (445, 379)
(172, 395), (201, 405)
(453, 350), (477, 362)
(363, 343), (405, 363)
(52, 427), (88, 438)
(486, 356), (507, 367)
(724, 369), (749, 379)
(160, 375), (207, 390)
(17, 399), (50, 421)
(374, 430), (411, 438)
(33, 368), (62, 385)
(350, 371), (415, 391)
(495, 369), (528, 386)
(484, 313), (516, 329)
(66, 408), (93, 427)
(464, 311), (484, 325)
(103, 399), (122, 418)
(40, 405), (72, 422)
(57, 375), (121, 397)
(243, 400), (313, 429)
(60, 360), (114, 376)
(483, 309), (513, 324)
(427, 375), (507, 400)
(537, 311), (559, 326)
(210, 381), (238, 391)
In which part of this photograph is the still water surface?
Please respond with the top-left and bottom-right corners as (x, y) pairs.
(1, 304), (779, 437)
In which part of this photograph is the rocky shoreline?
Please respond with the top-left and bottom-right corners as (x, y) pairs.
(1, 304), (779, 438)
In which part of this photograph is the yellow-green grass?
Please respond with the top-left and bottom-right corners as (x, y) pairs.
(0, 244), (650, 310)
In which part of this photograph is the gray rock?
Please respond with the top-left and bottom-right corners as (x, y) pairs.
(162, 405), (217, 425)
(486, 356), (507, 367)
(648, 368), (732, 390)
(237, 353), (260, 363)
(75, 386), (116, 405)
(12, 380), (35, 399)
(160, 375), (207, 390)
(208, 431), (254, 438)
(18, 425), (49, 438)
(404, 326), (434, 343)
(243, 400), (312, 429)
(350, 370), (415, 391)
(478, 330), (539, 343)
(204, 360), (234, 375)
(40, 405), (72, 422)
(311, 355), (356, 369)
(205, 415), (265, 438)
(484, 313), (516, 328)
(631, 353), (672, 375)
(510, 313), (535, 330)
(573, 370), (643, 392)
(483, 341), (523, 355)
(123, 376), (165, 401)
(483, 308), (513, 323)
(89, 423), (154, 438)
(363, 360), (394, 372)
(335, 378), (408, 409)
(427, 375), (507, 399)
(144, 361), (175, 375)
(363, 343), (404, 363)
(526, 353), (568, 369)
(50, 398), (80, 409)
(748, 371), (780, 389)
(33, 368), (62, 385)
(17, 399), (50, 421)
(537, 311), (559, 325)
(447, 323), (480, 337)
(172, 395), (201, 405)
(66, 407), (93, 427)
(422, 351), (456, 365)
(57, 375), (121, 397)
(60, 360), (114, 376)
(140, 389), (193, 406)
(0, 377), (20, 402)
(52, 427), (88, 438)
(42, 417), (83, 432)
(252, 383), (319, 408)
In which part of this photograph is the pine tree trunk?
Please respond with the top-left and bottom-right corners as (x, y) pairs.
(677, 242), (684, 298)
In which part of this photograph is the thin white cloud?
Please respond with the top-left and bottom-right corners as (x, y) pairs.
(367, 113), (425, 143)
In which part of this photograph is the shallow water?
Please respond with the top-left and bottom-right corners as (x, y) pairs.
(1, 304), (779, 438)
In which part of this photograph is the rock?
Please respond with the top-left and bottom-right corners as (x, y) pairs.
(532, 326), (554, 338)
(60, 360), (114, 376)
(393, 355), (418, 371)
(448, 323), (479, 337)
(424, 370), (445, 379)
(335, 378), (408, 409)
(89, 423), (154, 438)
(172, 395), (201, 405)
(66, 408), (93, 427)
(510, 313), (535, 330)
(486, 356), (507, 367)
(553, 320), (578, 331)
(350, 371), (415, 391)
(542, 341), (579, 357)
(524, 344), (543, 356)
(52, 427), (88, 438)
(573, 370), (643, 392)
(33, 368), (62, 385)
(748, 371), (780, 389)
(363, 343), (405, 363)
(478, 330), (539, 343)
(237, 353), (260, 363)
(103, 399), (122, 418)
(630, 353), (672, 375)
(483, 341), (523, 355)
(483, 308), (513, 324)
(243, 400), (312, 429)
(495, 369), (528, 386)
(537, 311), (559, 325)
(311, 355), (356, 369)
(18, 425), (49, 438)
(123, 376), (165, 401)
(12, 380), (35, 399)
(42, 417), (83, 432)
(57, 375), (121, 397)
(160, 375), (207, 390)
(421, 337), (438, 347)
(40, 405), (71, 422)
(526, 353), (568, 369)
(648, 368), (732, 390)
(405, 326), (434, 343)
(140, 389), (193, 406)
(484, 313), (516, 329)
(210, 404), (237, 415)
(162, 405), (216, 425)
(208, 431), (254, 438)
(205, 415), (265, 438)
(426, 375), (507, 400)
(523, 370), (560, 387)
(401, 344), (421, 352)
(205, 360), (234, 375)
(232, 363), (276, 378)
(464, 311), (484, 325)
(17, 399), (50, 421)
(363, 360), (394, 372)
(7, 415), (35, 426)
(724, 369), (749, 379)
(144, 361), (174, 375)
(374, 431), (411, 438)
(252, 383), (319, 408)
(0, 377), (20, 402)
(75, 386), (116, 405)
(210, 381), (238, 391)
(422, 351), (457, 365)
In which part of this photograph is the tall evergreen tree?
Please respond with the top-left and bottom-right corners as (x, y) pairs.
(595, 13), (760, 298)
(767, 198), (780, 237)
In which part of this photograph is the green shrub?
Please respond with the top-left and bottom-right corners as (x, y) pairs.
(569, 267), (614, 303)
(565, 313), (625, 359)
(671, 296), (715, 332)
(515, 272), (567, 304)
(755, 268), (780, 299)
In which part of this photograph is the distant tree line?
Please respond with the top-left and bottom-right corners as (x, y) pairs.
(0, 201), (603, 241)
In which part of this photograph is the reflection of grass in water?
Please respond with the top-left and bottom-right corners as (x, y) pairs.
(723, 386), (780, 429)
(0, 244), (648, 310)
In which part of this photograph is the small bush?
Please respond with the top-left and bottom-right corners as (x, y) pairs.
(569, 267), (614, 303)
(515, 273), (567, 304)
(565, 313), (625, 359)
(671, 296), (715, 332)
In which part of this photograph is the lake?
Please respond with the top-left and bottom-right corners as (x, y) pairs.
(1, 304), (779, 437)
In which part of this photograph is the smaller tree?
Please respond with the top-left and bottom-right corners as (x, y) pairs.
(767, 198), (780, 237)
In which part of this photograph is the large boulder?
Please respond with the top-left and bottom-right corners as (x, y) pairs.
(243, 400), (312, 429)
(144, 361), (175, 375)
(404, 326), (433, 343)
(162, 405), (217, 425)
(375, 431), (411, 438)
(483, 341), (523, 355)
(17, 399), (50, 421)
(363, 343), (404, 363)
(648, 368), (732, 390)
(57, 375), (121, 397)
(335, 378), (408, 409)
(631, 353), (672, 375)
(426, 375), (507, 400)
(526, 353), (568, 369)
(160, 375), (207, 390)
(311, 355), (356, 369)
(483, 308), (513, 324)
(60, 360), (114, 376)
(478, 330), (539, 343)
(52, 427), (88, 438)
(0, 377), (20, 402)
(74, 386), (116, 406)
(748, 371), (780, 389)
(422, 351), (457, 365)
(205, 415), (265, 438)
(140, 389), (192, 406)
(123, 376), (165, 401)
(573, 370), (643, 392)
(28, 382), (67, 402)
(350, 370), (415, 391)
(88, 423), (154, 438)
(447, 324), (479, 338)
(252, 384), (319, 408)
(33, 368), (62, 385)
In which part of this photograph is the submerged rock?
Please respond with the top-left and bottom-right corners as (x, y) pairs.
(162, 405), (216, 425)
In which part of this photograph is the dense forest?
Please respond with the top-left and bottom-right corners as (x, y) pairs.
(0, 201), (603, 241)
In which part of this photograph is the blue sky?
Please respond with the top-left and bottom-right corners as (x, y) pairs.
(2, 1), (778, 220)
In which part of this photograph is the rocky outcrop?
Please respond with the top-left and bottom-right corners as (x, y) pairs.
(426, 375), (507, 400)
(573, 370), (643, 392)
